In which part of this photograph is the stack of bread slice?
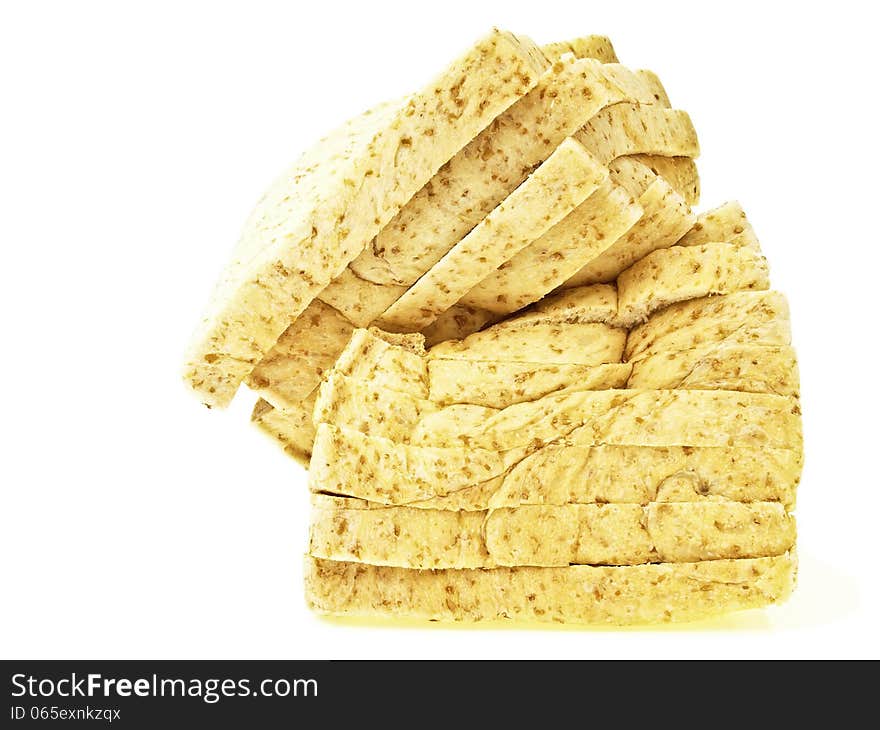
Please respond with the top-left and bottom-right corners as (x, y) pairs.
(184, 29), (801, 624)
(304, 201), (800, 624)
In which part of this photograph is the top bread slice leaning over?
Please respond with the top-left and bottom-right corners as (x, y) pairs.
(182, 29), (547, 407)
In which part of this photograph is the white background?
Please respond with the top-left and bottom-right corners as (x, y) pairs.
(1, 0), (878, 659)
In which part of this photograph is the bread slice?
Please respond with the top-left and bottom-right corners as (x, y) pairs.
(183, 29), (547, 407)
(628, 343), (800, 396)
(311, 422), (801, 508)
(246, 299), (354, 410)
(491, 443), (801, 509)
(575, 103), (699, 163)
(625, 290), (790, 361)
(562, 158), (695, 287)
(678, 200), (759, 248)
(251, 394), (316, 466)
(315, 373), (802, 452)
(316, 269), (405, 328)
(310, 495), (794, 568)
(616, 242), (770, 326)
(309, 423), (514, 504)
(628, 154), (700, 205)
(331, 328), (428, 396)
(304, 553), (797, 624)
(376, 138), (608, 331)
(601, 67), (670, 107)
(558, 389), (801, 451)
(310, 494), (492, 567)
